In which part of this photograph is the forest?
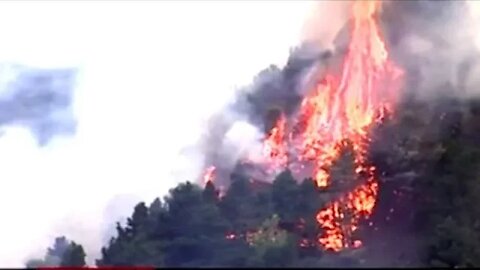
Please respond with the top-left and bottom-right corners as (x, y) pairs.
(26, 1), (480, 267)
(26, 66), (480, 268)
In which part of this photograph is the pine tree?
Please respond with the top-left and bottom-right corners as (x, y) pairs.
(271, 169), (299, 224)
(26, 236), (72, 267)
(249, 214), (298, 267)
(97, 203), (164, 267)
(203, 181), (219, 205)
(162, 182), (229, 267)
(413, 101), (480, 267)
(60, 242), (86, 267)
(220, 173), (257, 232)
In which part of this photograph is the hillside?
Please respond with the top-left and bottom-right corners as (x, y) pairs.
(26, 1), (480, 268)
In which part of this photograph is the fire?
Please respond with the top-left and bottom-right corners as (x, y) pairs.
(200, 0), (402, 253)
(202, 166), (216, 185)
(295, 76), (343, 187)
(262, 114), (288, 174)
(258, 0), (401, 251)
(309, 0), (401, 251)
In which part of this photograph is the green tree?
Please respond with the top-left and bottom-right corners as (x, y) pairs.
(296, 178), (324, 256)
(220, 173), (258, 232)
(26, 236), (80, 267)
(412, 100), (480, 267)
(203, 180), (219, 205)
(271, 169), (299, 224)
(249, 214), (298, 267)
(60, 242), (86, 267)
(97, 202), (164, 267)
(162, 182), (229, 267)
(47, 236), (70, 260)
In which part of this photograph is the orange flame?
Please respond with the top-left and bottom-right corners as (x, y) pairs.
(262, 114), (288, 174)
(202, 165), (216, 185)
(310, 0), (401, 251)
(258, 0), (401, 251)
(202, 0), (402, 253)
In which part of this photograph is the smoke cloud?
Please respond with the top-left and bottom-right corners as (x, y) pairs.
(4, 0), (478, 267)
(381, 0), (480, 100)
(0, 65), (77, 145)
(190, 2), (480, 264)
(298, 0), (480, 102)
(0, 1), (316, 267)
(300, 1), (353, 51)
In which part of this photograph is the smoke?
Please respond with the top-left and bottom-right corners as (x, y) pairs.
(4, 0), (475, 267)
(189, 45), (338, 188)
(179, 1), (354, 189)
(190, 0), (480, 265)
(381, 0), (480, 100)
(298, 0), (480, 102)
(0, 65), (77, 144)
(300, 1), (354, 51)
(0, 1), (319, 267)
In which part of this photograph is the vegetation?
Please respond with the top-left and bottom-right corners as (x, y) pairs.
(26, 53), (480, 267)
(29, 97), (480, 266)
(26, 236), (86, 267)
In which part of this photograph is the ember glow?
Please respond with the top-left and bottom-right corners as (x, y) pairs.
(262, 114), (288, 174)
(202, 166), (216, 185)
(308, 0), (402, 251)
(201, 0), (402, 253)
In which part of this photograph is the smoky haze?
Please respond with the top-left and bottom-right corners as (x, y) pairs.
(3, 0), (480, 268)
(185, 2), (480, 265)
(0, 65), (77, 145)
(192, 0), (480, 190)
(381, 0), (480, 100)
(0, 1), (316, 267)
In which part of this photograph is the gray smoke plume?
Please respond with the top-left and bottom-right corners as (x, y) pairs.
(196, 0), (480, 190)
(381, 0), (480, 100)
(9, 0), (480, 267)
(0, 2), (317, 267)
(185, 3), (480, 266)
(191, 44), (335, 189)
(0, 64), (77, 145)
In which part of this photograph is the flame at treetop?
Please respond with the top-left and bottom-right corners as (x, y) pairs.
(201, 0), (403, 253)
(203, 166), (216, 185)
(302, 0), (401, 251)
(261, 0), (402, 252)
(262, 114), (288, 174)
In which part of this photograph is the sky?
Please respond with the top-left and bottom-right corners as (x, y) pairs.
(0, 0), (316, 266)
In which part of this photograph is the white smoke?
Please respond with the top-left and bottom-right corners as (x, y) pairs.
(300, 0), (353, 51)
(300, 0), (480, 101)
(383, 1), (480, 100)
(222, 120), (265, 167)
(0, 1), (316, 267)
(6, 1), (477, 267)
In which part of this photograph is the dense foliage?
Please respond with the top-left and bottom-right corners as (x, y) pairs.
(30, 96), (480, 267)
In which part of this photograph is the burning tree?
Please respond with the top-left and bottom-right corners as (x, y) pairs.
(201, 0), (403, 253)
(29, 0), (480, 268)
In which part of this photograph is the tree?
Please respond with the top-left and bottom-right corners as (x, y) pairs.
(148, 197), (163, 216)
(47, 236), (70, 259)
(295, 178), (324, 256)
(203, 181), (219, 205)
(60, 242), (86, 267)
(161, 182), (230, 267)
(97, 202), (164, 267)
(26, 236), (79, 267)
(127, 202), (149, 237)
(249, 214), (298, 267)
(220, 173), (258, 232)
(409, 100), (480, 267)
(271, 169), (299, 224)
